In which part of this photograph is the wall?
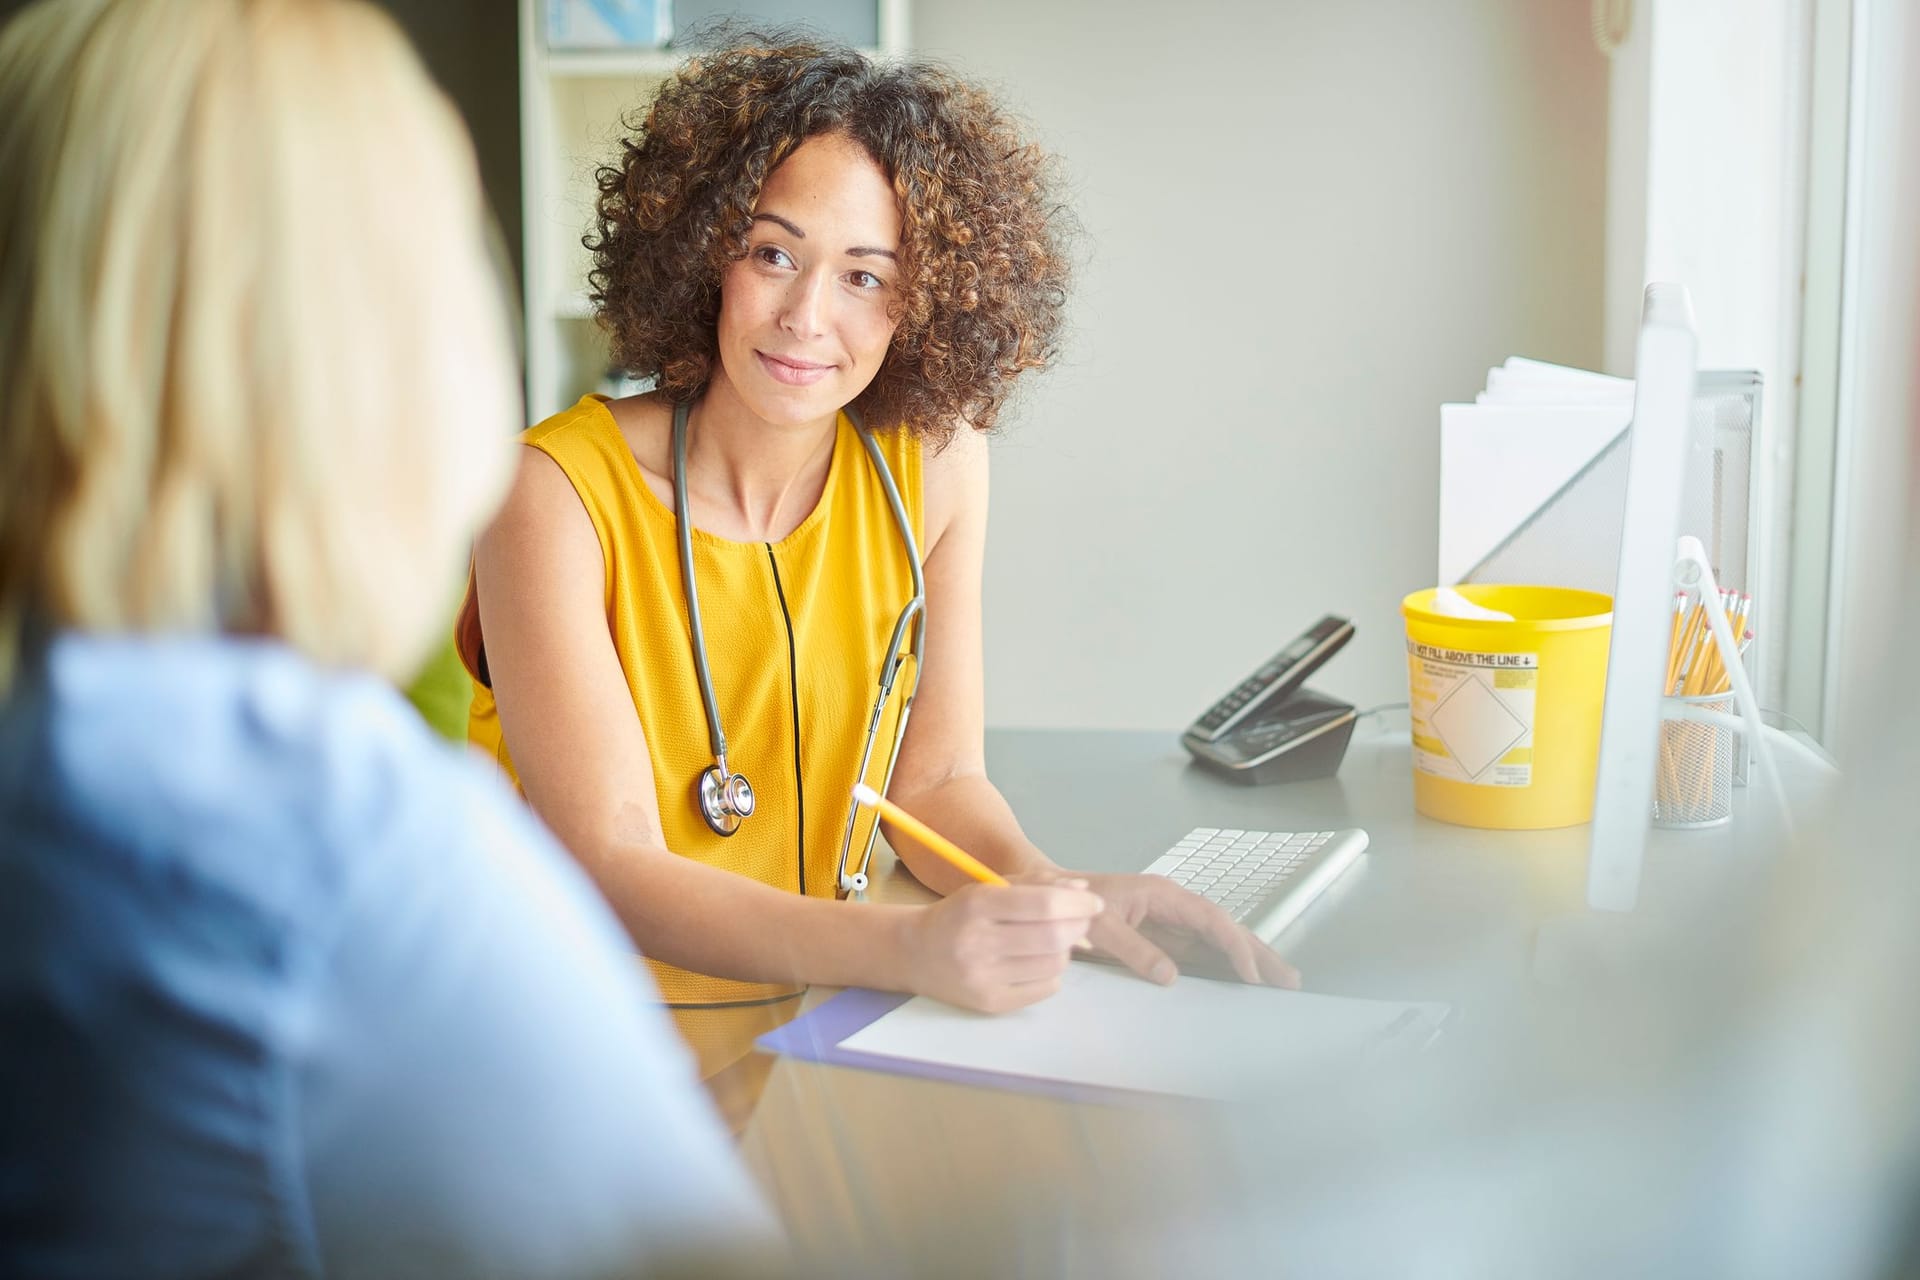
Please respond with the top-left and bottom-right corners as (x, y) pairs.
(910, 0), (1609, 729)
(1602, 13), (1651, 379)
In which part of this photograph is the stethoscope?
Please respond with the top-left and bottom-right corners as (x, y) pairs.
(672, 399), (926, 897)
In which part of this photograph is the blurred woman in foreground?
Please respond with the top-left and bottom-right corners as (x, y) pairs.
(0, 1), (768, 1275)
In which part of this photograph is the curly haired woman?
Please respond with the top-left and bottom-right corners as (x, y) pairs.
(458, 38), (1299, 1017)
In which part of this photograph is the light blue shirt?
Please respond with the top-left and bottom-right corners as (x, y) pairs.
(0, 634), (771, 1278)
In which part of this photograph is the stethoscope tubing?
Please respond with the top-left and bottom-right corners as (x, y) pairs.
(673, 400), (732, 778)
(672, 399), (927, 869)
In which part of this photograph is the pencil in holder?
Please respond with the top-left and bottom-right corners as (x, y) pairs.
(1653, 693), (1734, 828)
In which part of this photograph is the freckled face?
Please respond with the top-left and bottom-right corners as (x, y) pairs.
(711, 132), (903, 429)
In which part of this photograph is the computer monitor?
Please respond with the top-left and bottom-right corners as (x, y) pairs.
(1585, 284), (1700, 912)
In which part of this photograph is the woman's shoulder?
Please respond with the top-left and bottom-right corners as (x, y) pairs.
(916, 418), (988, 473)
(915, 421), (989, 553)
(14, 634), (504, 909)
(520, 392), (674, 517)
(523, 392), (622, 447)
(9, 631), (646, 1049)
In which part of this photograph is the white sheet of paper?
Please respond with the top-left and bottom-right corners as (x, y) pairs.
(1438, 402), (1630, 584)
(838, 965), (1448, 1101)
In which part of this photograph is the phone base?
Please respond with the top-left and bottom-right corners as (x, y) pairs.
(1181, 688), (1357, 785)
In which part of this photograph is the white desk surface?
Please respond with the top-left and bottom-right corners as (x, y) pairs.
(717, 718), (1828, 1272)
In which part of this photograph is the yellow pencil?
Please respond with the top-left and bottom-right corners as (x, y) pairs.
(850, 783), (1009, 886)
(1670, 600), (1707, 695)
(1664, 593), (1689, 694)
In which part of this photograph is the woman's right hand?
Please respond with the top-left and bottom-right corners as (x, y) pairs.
(900, 879), (1104, 1013)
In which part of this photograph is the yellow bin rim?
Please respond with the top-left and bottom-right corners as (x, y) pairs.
(1401, 585), (1613, 633)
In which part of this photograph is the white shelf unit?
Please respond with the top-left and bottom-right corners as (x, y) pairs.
(516, 0), (910, 424)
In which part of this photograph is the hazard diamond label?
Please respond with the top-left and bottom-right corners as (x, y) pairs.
(1407, 641), (1537, 787)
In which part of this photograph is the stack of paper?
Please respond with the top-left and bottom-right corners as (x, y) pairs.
(814, 966), (1448, 1103)
(1438, 358), (1635, 592)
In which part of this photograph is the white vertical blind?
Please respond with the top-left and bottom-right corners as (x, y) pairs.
(1823, 0), (1920, 762)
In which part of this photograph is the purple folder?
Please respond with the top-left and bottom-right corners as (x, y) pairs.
(754, 988), (1154, 1106)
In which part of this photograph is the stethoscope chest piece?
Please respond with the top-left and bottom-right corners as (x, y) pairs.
(697, 762), (754, 837)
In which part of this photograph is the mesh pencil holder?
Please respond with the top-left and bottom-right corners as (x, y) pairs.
(1653, 693), (1734, 828)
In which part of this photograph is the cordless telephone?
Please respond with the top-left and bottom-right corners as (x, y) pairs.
(1180, 615), (1358, 784)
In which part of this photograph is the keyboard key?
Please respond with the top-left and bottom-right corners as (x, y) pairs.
(1147, 826), (1368, 944)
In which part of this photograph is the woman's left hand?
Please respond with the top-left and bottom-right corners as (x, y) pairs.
(1068, 873), (1302, 988)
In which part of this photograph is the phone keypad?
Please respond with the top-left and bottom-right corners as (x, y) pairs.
(1196, 662), (1288, 732)
(1189, 617), (1352, 740)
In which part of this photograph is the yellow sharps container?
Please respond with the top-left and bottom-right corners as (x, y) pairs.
(1401, 585), (1613, 830)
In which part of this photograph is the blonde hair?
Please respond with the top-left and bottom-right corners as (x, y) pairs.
(0, 0), (518, 691)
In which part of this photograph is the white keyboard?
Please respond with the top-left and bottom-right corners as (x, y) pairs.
(1143, 826), (1369, 942)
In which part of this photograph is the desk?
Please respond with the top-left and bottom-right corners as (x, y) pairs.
(687, 718), (1828, 1272)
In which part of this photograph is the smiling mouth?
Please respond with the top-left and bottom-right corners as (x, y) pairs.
(757, 351), (835, 386)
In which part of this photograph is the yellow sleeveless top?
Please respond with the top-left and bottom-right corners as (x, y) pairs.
(468, 395), (924, 1007)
